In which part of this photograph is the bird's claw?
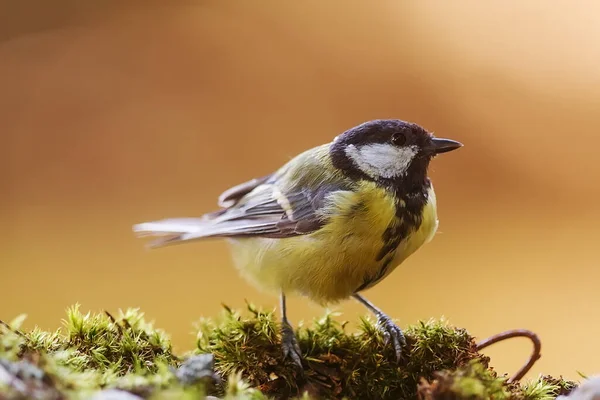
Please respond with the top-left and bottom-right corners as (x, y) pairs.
(281, 322), (303, 368)
(375, 313), (406, 362)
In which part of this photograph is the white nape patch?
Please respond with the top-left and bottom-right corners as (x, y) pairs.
(345, 143), (418, 179)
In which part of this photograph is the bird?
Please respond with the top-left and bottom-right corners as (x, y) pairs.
(133, 119), (462, 367)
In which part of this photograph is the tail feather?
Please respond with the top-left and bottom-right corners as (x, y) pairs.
(133, 218), (207, 234)
(133, 215), (280, 249)
(133, 218), (213, 249)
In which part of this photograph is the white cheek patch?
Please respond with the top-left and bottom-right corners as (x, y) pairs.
(345, 143), (418, 179)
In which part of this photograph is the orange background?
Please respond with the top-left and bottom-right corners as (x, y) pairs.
(2, 1), (599, 380)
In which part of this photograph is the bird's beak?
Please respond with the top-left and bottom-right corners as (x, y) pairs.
(429, 138), (463, 154)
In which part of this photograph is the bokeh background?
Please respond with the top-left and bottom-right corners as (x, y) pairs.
(2, 1), (600, 380)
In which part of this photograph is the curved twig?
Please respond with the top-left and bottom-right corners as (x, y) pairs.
(476, 329), (542, 383)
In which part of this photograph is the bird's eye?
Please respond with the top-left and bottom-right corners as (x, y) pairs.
(391, 133), (406, 146)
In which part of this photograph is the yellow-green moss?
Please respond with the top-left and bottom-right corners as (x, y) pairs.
(0, 304), (579, 400)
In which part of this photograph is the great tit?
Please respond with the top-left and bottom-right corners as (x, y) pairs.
(133, 119), (462, 367)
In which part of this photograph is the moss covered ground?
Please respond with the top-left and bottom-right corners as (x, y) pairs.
(0, 304), (579, 399)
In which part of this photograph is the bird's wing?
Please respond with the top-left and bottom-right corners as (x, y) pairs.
(133, 143), (348, 247)
(212, 180), (347, 238)
(217, 174), (272, 208)
(133, 180), (351, 247)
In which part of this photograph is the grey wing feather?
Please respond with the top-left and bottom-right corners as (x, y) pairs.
(217, 175), (272, 208)
(212, 183), (328, 237)
(133, 181), (349, 248)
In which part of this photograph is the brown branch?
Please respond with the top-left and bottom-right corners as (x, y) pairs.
(476, 329), (542, 383)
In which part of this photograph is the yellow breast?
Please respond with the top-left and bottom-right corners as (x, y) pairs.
(227, 183), (439, 305)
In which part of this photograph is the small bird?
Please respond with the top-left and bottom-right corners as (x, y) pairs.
(133, 119), (462, 367)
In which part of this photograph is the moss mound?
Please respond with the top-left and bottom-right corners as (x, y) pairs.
(0, 304), (579, 399)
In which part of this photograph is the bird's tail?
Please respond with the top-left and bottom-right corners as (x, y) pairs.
(132, 218), (220, 249)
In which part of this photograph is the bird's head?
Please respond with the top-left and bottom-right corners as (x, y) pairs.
(330, 119), (462, 186)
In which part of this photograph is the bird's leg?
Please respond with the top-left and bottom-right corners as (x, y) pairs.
(353, 293), (406, 362)
(280, 292), (303, 367)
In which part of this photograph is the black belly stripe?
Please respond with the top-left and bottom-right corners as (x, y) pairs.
(376, 222), (407, 261)
(376, 185), (429, 262)
(355, 254), (395, 293)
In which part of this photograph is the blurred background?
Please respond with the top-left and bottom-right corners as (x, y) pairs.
(2, 0), (599, 380)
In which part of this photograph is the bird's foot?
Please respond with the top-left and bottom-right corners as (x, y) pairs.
(281, 321), (303, 368)
(375, 313), (407, 362)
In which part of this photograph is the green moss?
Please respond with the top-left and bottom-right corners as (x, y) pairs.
(0, 304), (579, 400)
(521, 376), (578, 400)
(417, 361), (580, 400)
(26, 305), (175, 375)
(0, 306), (181, 399)
(418, 360), (510, 400)
(196, 304), (485, 399)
